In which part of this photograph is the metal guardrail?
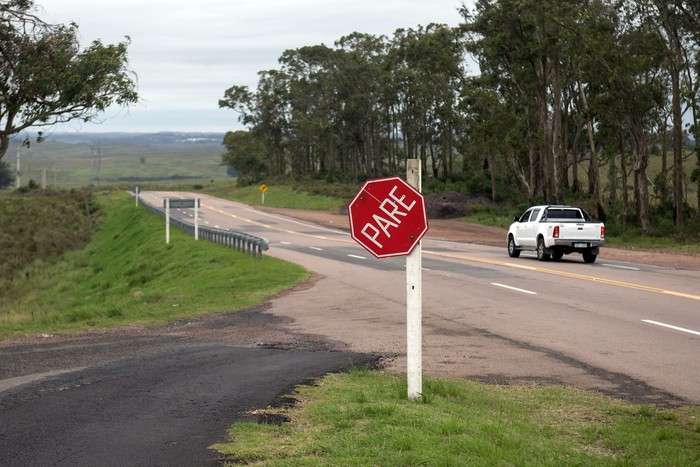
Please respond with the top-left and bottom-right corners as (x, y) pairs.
(140, 201), (269, 259)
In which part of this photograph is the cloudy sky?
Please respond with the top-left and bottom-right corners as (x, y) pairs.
(38, 1), (471, 134)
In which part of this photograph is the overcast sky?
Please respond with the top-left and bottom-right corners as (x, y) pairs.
(38, 1), (471, 134)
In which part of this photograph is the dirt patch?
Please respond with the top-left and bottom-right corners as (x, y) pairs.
(425, 191), (497, 219)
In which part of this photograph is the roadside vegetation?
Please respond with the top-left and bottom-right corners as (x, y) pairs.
(0, 189), (99, 276)
(214, 369), (700, 466)
(198, 179), (700, 255)
(0, 190), (307, 339)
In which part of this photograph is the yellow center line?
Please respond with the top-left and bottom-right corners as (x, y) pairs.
(424, 250), (700, 302)
(203, 201), (700, 303)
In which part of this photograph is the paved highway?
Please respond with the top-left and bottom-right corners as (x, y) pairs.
(144, 191), (699, 406)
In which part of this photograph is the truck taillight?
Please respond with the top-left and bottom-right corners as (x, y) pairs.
(553, 225), (560, 238)
(601, 226), (605, 239)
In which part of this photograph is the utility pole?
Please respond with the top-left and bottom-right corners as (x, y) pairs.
(91, 142), (102, 185)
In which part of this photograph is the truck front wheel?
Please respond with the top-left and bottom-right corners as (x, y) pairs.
(507, 235), (521, 258)
(536, 237), (550, 261)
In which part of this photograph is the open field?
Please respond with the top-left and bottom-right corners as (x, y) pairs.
(7, 134), (231, 187)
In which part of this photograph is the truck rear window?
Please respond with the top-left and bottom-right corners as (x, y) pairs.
(545, 209), (583, 220)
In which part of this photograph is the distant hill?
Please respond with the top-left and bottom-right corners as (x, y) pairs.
(39, 132), (225, 147)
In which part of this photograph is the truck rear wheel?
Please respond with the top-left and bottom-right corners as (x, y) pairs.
(507, 235), (521, 258)
(536, 237), (550, 261)
(582, 251), (597, 263)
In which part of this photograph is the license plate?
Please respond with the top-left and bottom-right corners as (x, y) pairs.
(574, 242), (588, 248)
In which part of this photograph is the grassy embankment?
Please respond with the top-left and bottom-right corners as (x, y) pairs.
(0, 190), (306, 339)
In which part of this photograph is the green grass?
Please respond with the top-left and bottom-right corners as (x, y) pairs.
(0, 189), (99, 274)
(202, 182), (350, 211)
(213, 370), (700, 466)
(0, 192), (308, 339)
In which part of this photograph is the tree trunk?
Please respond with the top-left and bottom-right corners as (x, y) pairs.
(631, 129), (651, 235)
(578, 83), (601, 206)
(618, 133), (629, 230)
(670, 61), (684, 225)
(486, 146), (497, 201)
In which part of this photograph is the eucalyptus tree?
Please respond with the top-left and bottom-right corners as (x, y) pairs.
(631, 0), (700, 225)
(221, 130), (267, 184)
(461, 0), (553, 201)
(279, 44), (338, 176)
(219, 69), (292, 178)
(594, 7), (668, 235)
(0, 0), (138, 161)
(333, 33), (390, 178)
(459, 76), (528, 201)
(389, 25), (466, 180)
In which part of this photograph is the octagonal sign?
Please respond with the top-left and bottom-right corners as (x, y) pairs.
(348, 176), (429, 258)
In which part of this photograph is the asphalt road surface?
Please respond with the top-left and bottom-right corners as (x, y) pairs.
(141, 191), (699, 406)
(0, 312), (375, 466)
(2, 190), (698, 465)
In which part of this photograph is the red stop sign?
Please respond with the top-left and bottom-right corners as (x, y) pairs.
(348, 176), (429, 258)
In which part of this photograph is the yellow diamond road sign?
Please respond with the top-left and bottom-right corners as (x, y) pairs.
(259, 184), (268, 193)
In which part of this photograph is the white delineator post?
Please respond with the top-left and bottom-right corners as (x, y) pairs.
(165, 198), (170, 244)
(194, 198), (199, 240)
(406, 159), (422, 401)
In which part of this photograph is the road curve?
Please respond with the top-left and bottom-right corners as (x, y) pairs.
(142, 191), (699, 406)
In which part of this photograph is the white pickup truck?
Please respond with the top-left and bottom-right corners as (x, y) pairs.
(507, 205), (605, 263)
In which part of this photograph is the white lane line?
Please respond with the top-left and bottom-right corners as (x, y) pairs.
(309, 246), (323, 251)
(348, 254), (367, 260)
(491, 283), (537, 295)
(642, 320), (700, 337)
(602, 263), (640, 271)
(280, 241), (291, 245)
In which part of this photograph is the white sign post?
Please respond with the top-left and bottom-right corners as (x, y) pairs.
(405, 159), (422, 401)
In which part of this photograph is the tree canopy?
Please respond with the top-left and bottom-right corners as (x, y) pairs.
(219, 0), (699, 235)
(0, 0), (138, 161)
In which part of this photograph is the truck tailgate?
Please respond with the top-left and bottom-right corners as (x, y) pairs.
(559, 223), (602, 241)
